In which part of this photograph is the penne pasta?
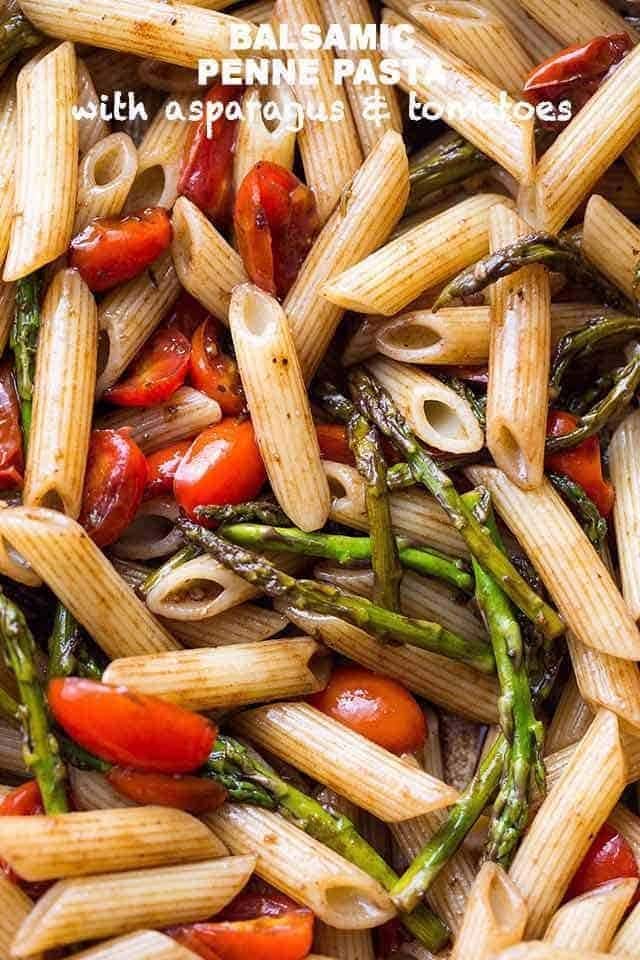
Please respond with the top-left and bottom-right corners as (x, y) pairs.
(162, 602), (287, 647)
(518, 0), (638, 47)
(582, 195), (639, 301)
(545, 675), (592, 755)
(0, 875), (36, 960)
(74, 133), (138, 234)
(0, 72), (16, 269)
(112, 498), (183, 561)
(0, 718), (27, 775)
(76, 59), (110, 156)
(314, 923), (374, 960)
(611, 900), (640, 955)
(566, 628), (640, 733)
(144, 552), (265, 621)
(494, 946), (614, 960)
(544, 879), (638, 951)
(480, 0), (559, 63)
(233, 84), (297, 192)
(125, 94), (192, 211)
(97, 386), (221, 454)
(609, 409), (640, 624)
(69, 768), (135, 811)
(451, 862), (527, 960)
(236, 0), (275, 21)
(68, 930), (206, 960)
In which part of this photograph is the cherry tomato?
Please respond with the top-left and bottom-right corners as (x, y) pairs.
(565, 823), (639, 904)
(106, 767), (227, 813)
(145, 440), (192, 499)
(48, 677), (216, 774)
(104, 326), (191, 407)
(309, 666), (427, 755)
(234, 161), (319, 300)
(178, 83), (241, 227)
(546, 410), (614, 517)
(315, 423), (355, 466)
(0, 360), (24, 490)
(189, 319), (245, 416)
(79, 429), (149, 547)
(166, 292), (212, 340)
(69, 207), (172, 293)
(1, 781), (44, 886)
(174, 419), (266, 519)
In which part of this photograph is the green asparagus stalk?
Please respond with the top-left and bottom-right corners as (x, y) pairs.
(178, 518), (495, 673)
(0, 0), (40, 73)
(48, 602), (81, 679)
(549, 315), (640, 398)
(218, 523), (473, 593)
(11, 273), (42, 448)
(548, 473), (607, 550)
(0, 685), (19, 725)
(348, 367), (565, 641)
(0, 590), (68, 812)
(139, 543), (201, 598)
(407, 135), (492, 214)
(196, 501), (290, 526)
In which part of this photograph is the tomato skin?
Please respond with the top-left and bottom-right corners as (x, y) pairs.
(189, 319), (245, 416)
(173, 419), (266, 519)
(234, 161), (319, 300)
(178, 83), (240, 227)
(1, 781), (44, 886)
(106, 768), (227, 813)
(145, 440), (192, 499)
(566, 823), (640, 904)
(104, 326), (191, 407)
(165, 292), (212, 340)
(0, 360), (24, 489)
(69, 208), (172, 293)
(79, 429), (149, 547)
(315, 423), (355, 467)
(48, 678), (216, 774)
(546, 410), (614, 517)
(309, 666), (427, 755)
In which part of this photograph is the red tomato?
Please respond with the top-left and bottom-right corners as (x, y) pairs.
(234, 161), (319, 300)
(0, 360), (24, 489)
(189, 319), (245, 416)
(145, 440), (192, 499)
(309, 666), (427, 755)
(79, 429), (149, 547)
(104, 326), (191, 407)
(69, 207), (172, 293)
(178, 83), (241, 227)
(1, 781), (44, 885)
(546, 410), (614, 517)
(166, 292), (212, 339)
(48, 678), (216, 774)
(566, 823), (639, 904)
(106, 767), (227, 813)
(315, 423), (355, 467)
(174, 419), (266, 519)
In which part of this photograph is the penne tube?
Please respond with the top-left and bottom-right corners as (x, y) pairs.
(284, 129), (408, 380)
(494, 946), (615, 960)
(366, 356), (484, 454)
(102, 638), (331, 709)
(451, 862), (527, 960)
(4, 42), (78, 281)
(582, 195), (639, 301)
(172, 197), (248, 323)
(509, 709), (627, 938)
(230, 284), (330, 530)
(0, 718), (27, 775)
(76, 59), (110, 156)
(609, 409), (640, 623)
(0, 875), (36, 960)
(611, 900), (640, 955)
(566, 629), (640, 733)
(466, 467), (640, 660)
(69, 768), (135, 810)
(68, 930), (206, 960)
(322, 193), (509, 316)
(0, 72), (16, 269)
(518, 0), (638, 47)
(0, 807), (225, 880)
(23, 269), (97, 517)
(0, 507), (178, 657)
(112, 498), (183, 561)
(97, 386), (221, 454)
(545, 675), (592, 755)
(74, 133), (138, 233)
(163, 603), (287, 648)
(544, 879), (638, 951)
(480, 0), (559, 63)
(205, 804), (395, 929)
(145, 552), (264, 621)
(233, 84), (297, 193)
(96, 251), (180, 396)
(19, 0), (257, 68)
(272, 0), (363, 224)
(125, 95), (192, 211)
(11, 857), (257, 956)
(81, 50), (144, 96)
(137, 59), (200, 95)
(314, 924), (374, 960)
(233, 702), (459, 821)
(486, 203), (550, 489)
(236, 0), (274, 20)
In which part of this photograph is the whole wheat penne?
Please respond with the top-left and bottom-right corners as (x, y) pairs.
(545, 675), (592, 755)
(137, 59), (200, 94)
(582, 195), (639, 300)
(74, 133), (138, 233)
(0, 807), (225, 880)
(81, 50), (144, 96)
(19, 0), (257, 68)
(236, 0), (274, 20)
(0, 507), (178, 657)
(518, 0), (638, 46)
(3, 43), (78, 282)
(366, 356), (484, 454)
(313, 923), (374, 960)
(68, 930), (206, 960)
(233, 84), (297, 193)
(0, 72), (16, 269)
(145, 552), (263, 620)
(284, 129), (408, 380)
(97, 386), (221, 454)
(466, 467), (640, 660)
(76, 59), (110, 156)
(607, 804), (640, 864)
(509, 709), (626, 938)
(112, 498), (183, 561)
(102, 638), (331, 709)
(610, 410), (640, 624)
(0, 875), (36, 960)
(125, 95), (192, 211)
(233, 702), (458, 821)
(0, 718), (27, 775)
(494, 947), (614, 960)
(11, 857), (257, 957)
(545, 728), (640, 790)
(611, 900), (640, 955)
(205, 804), (395, 929)
(230, 284), (330, 530)
(544, 879), (637, 951)
(480, 0), (559, 62)
(566, 630), (640, 732)
(322, 193), (509, 316)
(23, 270), (97, 517)
(69, 768), (135, 811)
(163, 603), (287, 647)
(450, 862), (526, 960)
(172, 197), (248, 323)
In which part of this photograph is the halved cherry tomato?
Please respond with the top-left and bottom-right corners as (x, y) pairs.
(565, 823), (640, 904)
(546, 410), (614, 517)
(178, 83), (241, 227)
(79, 429), (149, 547)
(234, 161), (319, 300)
(315, 423), (355, 466)
(48, 677), (216, 773)
(189, 319), (245, 416)
(0, 360), (24, 489)
(174, 419), (266, 519)
(106, 767), (227, 813)
(309, 665), (427, 755)
(104, 326), (191, 407)
(1, 781), (44, 885)
(145, 440), (192, 499)
(166, 292), (212, 340)
(69, 207), (172, 293)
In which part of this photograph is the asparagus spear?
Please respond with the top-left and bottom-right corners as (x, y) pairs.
(549, 315), (640, 398)
(548, 473), (607, 550)
(196, 501), (291, 526)
(139, 543), (201, 598)
(0, 590), (67, 812)
(48, 602), (81, 679)
(177, 518), (495, 673)
(0, 685), (19, 725)
(11, 273), (42, 448)
(218, 523), (473, 593)
(407, 135), (492, 214)
(348, 367), (565, 641)
(0, 0), (40, 73)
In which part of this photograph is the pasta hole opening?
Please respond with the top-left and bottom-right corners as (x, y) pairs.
(422, 399), (468, 440)
(93, 143), (128, 187)
(381, 323), (441, 351)
(242, 289), (278, 338)
(495, 425), (528, 482)
(326, 475), (348, 500)
(486, 871), (519, 931)
(309, 649), (332, 687)
(323, 882), (386, 924)
(125, 166), (166, 212)
(38, 490), (66, 513)
(167, 578), (224, 605)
